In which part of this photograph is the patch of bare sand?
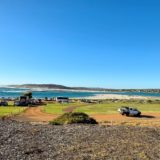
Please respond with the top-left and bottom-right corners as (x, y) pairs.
(84, 94), (152, 99)
(91, 113), (160, 127)
(12, 107), (58, 123)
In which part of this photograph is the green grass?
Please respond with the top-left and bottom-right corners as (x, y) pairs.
(43, 101), (160, 115)
(43, 102), (81, 114)
(75, 102), (160, 114)
(0, 107), (26, 117)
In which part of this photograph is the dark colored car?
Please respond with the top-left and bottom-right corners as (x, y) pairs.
(0, 101), (8, 106)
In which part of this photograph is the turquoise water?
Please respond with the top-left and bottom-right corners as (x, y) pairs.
(0, 87), (98, 98)
(0, 87), (160, 98)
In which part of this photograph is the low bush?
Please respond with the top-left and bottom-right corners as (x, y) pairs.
(50, 112), (98, 125)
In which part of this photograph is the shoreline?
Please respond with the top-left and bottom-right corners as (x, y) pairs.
(1, 87), (160, 100)
(81, 94), (158, 100)
(3, 86), (106, 93)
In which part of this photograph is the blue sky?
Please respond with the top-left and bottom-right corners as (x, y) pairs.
(0, 0), (160, 88)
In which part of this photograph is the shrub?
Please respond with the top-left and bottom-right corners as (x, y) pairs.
(23, 92), (32, 99)
(49, 112), (98, 125)
(147, 100), (152, 103)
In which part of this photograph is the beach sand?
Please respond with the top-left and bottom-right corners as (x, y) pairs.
(83, 94), (151, 100)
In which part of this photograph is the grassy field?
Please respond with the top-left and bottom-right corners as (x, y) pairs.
(43, 102), (81, 114)
(43, 101), (160, 115)
(0, 107), (26, 117)
(75, 102), (160, 114)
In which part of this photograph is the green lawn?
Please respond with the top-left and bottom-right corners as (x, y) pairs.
(43, 102), (82, 114)
(43, 101), (160, 115)
(0, 107), (26, 117)
(75, 102), (160, 114)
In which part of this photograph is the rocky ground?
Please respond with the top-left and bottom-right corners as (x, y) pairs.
(0, 120), (160, 160)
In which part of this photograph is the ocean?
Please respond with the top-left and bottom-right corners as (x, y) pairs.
(0, 87), (160, 99)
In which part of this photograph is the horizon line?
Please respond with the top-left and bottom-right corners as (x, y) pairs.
(0, 84), (160, 90)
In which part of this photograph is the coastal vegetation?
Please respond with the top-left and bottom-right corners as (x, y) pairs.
(50, 112), (98, 125)
(23, 91), (32, 98)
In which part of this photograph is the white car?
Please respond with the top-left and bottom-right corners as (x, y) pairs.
(118, 107), (141, 117)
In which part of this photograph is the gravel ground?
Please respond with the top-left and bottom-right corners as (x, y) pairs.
(0, 120), (160, 160)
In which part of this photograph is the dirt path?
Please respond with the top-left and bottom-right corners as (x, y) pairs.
(63, 106), (78, 112)
(91, 113), (160, 121)
(11, 106), (160, 127)
(91, 113), (160, 126)
(63, 104), (87, 113)
(12, 104), (88, 122)
(12, 107), (58, 122)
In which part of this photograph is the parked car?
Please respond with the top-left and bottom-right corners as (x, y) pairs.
(118, 107), (141, 117)
(56, 97), (69, 103)
(0, 98), (8, 106)
(14, 101), (20, 106)
(14, 101), (28, 106)
(14, 99), (45, 106)
(0, 99), (8, 106)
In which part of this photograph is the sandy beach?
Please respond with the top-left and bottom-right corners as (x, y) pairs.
(84, 94), (153, 100)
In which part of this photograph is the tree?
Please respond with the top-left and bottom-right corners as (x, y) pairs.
(23, 92), (32, 99)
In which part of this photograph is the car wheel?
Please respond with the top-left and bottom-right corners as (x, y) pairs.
(137, 113), (141, 117)
(126, 113), (129, 116)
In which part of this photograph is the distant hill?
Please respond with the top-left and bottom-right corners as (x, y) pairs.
(8, 84), (107, 91)
(8, 84), (160, 93)
(10, 84), (70, 90)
